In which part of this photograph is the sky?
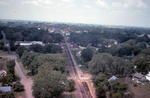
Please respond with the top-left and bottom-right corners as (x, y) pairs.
(0, 0), (150, 27)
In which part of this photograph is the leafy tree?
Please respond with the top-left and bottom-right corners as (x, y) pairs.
(134, 42), (147, 55)
(53, 33), (63, 43)
(0, 41), (4, 50)
(51, 45), (62, 53)
(93, 72), (107, 87)
(9, 41), (16, 51)
(135, 57), (150, 75)
(96, 85), (106, 98)
(81, 48), (93, 62)
(67, 79), (75, 92)
(6, 60), (15, 80)
(13, 32), (23, 41)
(29, 53), (66, 75)
(43, 44), (53, 53)
(12, 81), (24, 92)
(34, 62), (53, 80)
(0, 33), (3, 39)
(0, 91), (14, 98)
(16, 46), (27, 57)
(21, 52), (38, 75)
(118, 45), (134, 56)
(32, 71), (67, 98)
(98, 45), (118, 56)
(6, 60), (15, 69)
(0, 74), (14, 85)
(141, 48), (150, 55)
(112, 80), (127, 94)
(89, 53), (134, 75)
(89, 53), (113, 75)
(29, 44), (43, 53)
(42, 35), (52, 44)
(110, 92), (122, 98)
(22, 52), (66, 75)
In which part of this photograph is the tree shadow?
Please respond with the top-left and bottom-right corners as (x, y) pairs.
(26, 72), (34, 76)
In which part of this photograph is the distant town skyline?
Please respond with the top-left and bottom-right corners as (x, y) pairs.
(0, 0), (150, 27)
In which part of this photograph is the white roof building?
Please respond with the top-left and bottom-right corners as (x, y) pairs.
(146, 72), (150, 81)
(108, 75), (117, 82)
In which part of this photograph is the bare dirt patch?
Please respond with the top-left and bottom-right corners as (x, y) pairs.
(14, 91), (26, 98)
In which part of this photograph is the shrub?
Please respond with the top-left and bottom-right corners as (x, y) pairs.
(133, 83), (137, 87)
(12, 81), (24, 92)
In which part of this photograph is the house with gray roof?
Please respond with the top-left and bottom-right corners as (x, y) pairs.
(132, 73), (149, 85)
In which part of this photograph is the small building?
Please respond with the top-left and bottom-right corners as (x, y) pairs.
(0, 86), (11, 92)
(108, 75), (117, 82)
(132, 73), (149, 84)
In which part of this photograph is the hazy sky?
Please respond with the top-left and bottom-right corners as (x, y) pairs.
(0, 0), (150, 27)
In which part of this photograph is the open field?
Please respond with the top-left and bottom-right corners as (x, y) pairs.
(130, 83), (150, 98)
(0, 50), (8, 56)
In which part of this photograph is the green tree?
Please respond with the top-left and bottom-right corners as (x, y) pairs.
(43, 44), (53, 53)
(53, 33), (63, 43)
(0, 74), (14, 85)
(110, 92), (122, 98)
(34, 62), (53, 80)
(93, 72), (107, 87)
(67, 79), (75, 92)
(89, 53), (134, 75)
(42, 35), (52, 44)
(6, 60), (15, 80)
(16, 46), (27, 57)
(29, 44), (43, 53)
(141, 48), (150, 55)
(12, 81), (24, 92)
(89, 53), (113, 75)
(96, 85), (106, 98)
(81, 48), (93, 62)
(0, 91), (14, 98)
(51, 45), (62, 53)
(32, 71), (67, 98)
(135, 58), (150, 75)
(111, 80), (127, 96)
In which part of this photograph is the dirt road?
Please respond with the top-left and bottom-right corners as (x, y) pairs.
(0, 55), (34, 98)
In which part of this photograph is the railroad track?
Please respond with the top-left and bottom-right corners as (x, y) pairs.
(82, 82), (93, 98)
(63, 41), (93, 98)
(63, 43), (78, 76)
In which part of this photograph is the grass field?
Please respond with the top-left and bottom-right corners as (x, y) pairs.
(130, 83), (150, 98)
(0, 50), (8, 56)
